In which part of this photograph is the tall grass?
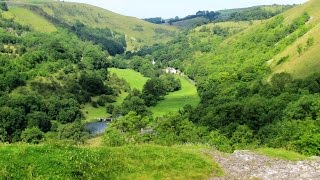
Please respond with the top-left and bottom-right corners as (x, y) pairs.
(0, 144), (222, 179)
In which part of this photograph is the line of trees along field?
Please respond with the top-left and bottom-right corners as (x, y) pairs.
(0, 0), (319, 158)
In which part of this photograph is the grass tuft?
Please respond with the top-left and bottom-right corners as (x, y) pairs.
(254, 148), (309, 161)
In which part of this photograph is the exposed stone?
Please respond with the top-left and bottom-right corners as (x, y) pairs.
(209, 150), (320, 180)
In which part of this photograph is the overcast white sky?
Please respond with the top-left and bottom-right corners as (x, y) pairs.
(64, 0), (308, 19)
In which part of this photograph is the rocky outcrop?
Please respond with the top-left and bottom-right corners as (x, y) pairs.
(209, 150), (320, 180)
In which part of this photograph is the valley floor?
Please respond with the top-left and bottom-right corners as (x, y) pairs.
(209, 150), (320, 180)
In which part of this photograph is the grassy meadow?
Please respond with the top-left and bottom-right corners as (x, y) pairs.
(109, 68), (149, 91)
(109, 68), (200, 117)
(0, 144), (223, 179)
(150, 76), (200, 117)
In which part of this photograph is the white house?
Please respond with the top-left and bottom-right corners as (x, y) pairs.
(165, 67), (180, 74)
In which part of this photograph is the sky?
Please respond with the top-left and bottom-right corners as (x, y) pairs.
(64, 0), (308, 19)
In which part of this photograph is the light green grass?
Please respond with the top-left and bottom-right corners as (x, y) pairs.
(82, 92), (129, 122)
(3, 7), (57, 33)
(255, 148), (309, 161)
(150, 76), (200, 117)
(0, 144), (222, 179)
(113, 91), (129, 106)
(109, 68), (149, 91)
(82, 104), (110, 123)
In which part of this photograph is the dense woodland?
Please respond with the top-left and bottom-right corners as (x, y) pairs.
(0, 0), (319, 158)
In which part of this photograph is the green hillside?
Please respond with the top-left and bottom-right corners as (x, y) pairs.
(269, 0), (320, 78)
(2, 7), (57, 32)
(41, 1), (177, 50)
(5, 0), (178, 51)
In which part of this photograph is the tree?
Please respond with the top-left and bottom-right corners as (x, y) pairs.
(58, 109), (78, 124)
(103, 128), (126, 147)
(207, 131), (232, 153)
(154, 113), (208, 145)
(142, 78), (167, 106)
(0, 1), (8, 11)
(122, 89), (150, 116)
(231, 125), (254, 149)
(21, 127), (44, 144)
(58, 121), (89, 144)
(297, 44), (303, 56)
(0, 107), (26, 142)
(83, 45), (110, 70)
(111, 111), (149, 134)
(160, 74), (181, 92)
(27, 111), (52, 132)
(79, 72), (107, 95)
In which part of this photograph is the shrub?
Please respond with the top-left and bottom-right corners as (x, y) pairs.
(207, 131), (233, 153)
(21, 127), (44, 144)
(103, 128), (126, 147)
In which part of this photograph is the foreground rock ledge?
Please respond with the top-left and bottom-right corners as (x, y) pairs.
(209, 150), (320, 180)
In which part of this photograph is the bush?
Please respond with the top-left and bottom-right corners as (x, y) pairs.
(21, 127), (44, 144)
(91, 101), (99, 108)
(106, 104), (114, 114)
(27, 111), (52, 133)
(58, 122), (89, 144)
(207, 131), (233, 153)
(103, 128), (126, 147)
(231, 125), (254, 149)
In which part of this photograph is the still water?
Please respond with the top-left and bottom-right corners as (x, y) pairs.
(85, 122), (108, 135)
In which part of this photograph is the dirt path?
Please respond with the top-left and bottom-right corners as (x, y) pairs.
(209, 150), (320, 180)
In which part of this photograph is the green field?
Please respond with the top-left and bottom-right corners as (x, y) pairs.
(82, 92), (130, 122)
(82, 103), (110, 123)
(0, 144), (222, 179)
(3, 7), (57, 33)
(109, 68), (200, 117)
(82, 68), (149, 122)
(150, 76), (200, 117)
(109, 68), (149, 91)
